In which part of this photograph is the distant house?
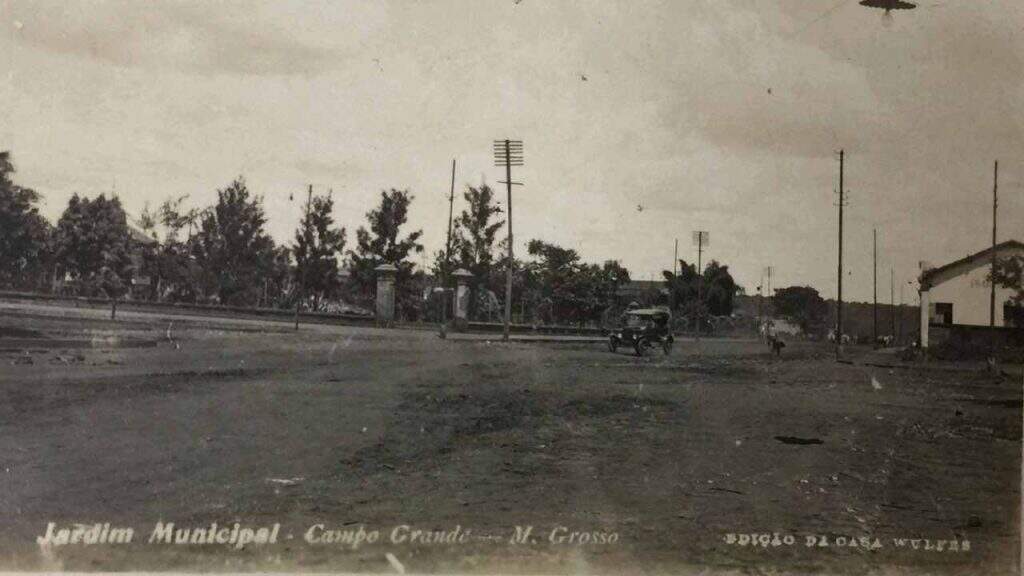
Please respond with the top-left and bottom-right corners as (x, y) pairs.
(918, 240), (1024, 347)
(765, 317), (802, 337)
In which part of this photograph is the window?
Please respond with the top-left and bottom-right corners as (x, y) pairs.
(932, 302), (953, 325)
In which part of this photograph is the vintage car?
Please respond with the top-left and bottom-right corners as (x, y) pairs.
(608, 308), (674, 356)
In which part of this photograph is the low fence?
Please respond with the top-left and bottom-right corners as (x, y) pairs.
(0, 290), (610, 335)
(467, 321), (606, 336)
(0, 290), (378, 328)
(0, 290), (771, 339)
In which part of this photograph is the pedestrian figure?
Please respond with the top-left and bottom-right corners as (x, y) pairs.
(764, 320), (784, 356)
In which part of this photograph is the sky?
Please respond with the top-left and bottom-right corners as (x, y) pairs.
(2, 0), (1022, 302)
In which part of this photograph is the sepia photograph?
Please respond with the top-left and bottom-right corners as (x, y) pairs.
(0, 1), (1021, 574)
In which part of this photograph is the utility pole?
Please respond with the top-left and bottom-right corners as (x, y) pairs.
(693, 231), (708, 339)
(672, 238), (678, 311)
(446, 159), (456, 263)
(295, 184), (313, 331)
(899, 281), (905, 344)
(890, 267), (895, 342)
(494, 139), (523, 341)
(990, 160), (999, 360)
(836, 149), (845, 359)
(990, 160), (998, 327)
(697, 235), (702, 339)
(440, 159), (456, 337)
(873, 227), (878, 348)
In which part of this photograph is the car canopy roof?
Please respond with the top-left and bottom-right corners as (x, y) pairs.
(624, 308), (671, 316)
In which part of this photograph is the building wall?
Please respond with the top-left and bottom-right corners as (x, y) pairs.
(928, 263), (1017, 327)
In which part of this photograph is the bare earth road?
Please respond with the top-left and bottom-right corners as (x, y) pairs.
(0, 307), (1020, 575)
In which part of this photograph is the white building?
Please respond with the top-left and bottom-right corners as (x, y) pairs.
(918, 240), (1024, 347)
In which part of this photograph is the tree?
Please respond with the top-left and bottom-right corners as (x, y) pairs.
(429, 248), (455, 287)
(598, 259), (631, 307)
(522, 240), (628, 326)
(158, 194), (203, 243)
(265, 245), (294, 309)
(293, 192), (347, 310)
(663, 260), (700, 310)
(990, 257), (1024, 328)
(349, 189), (424, 318)
(190, 178), (278, 306)
(450, 183), (504, 319)
(702, 260), (738, 316)
(0, 151), (51, 289)
(135, 194), (207, 303)
(661, 259), (737, 332)
(137, 202), (159, 240)
(52, 193), (133, 297)
(664, 259), (737, 315)
(773, 285), (828, 332)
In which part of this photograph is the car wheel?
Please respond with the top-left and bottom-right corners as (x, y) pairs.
(635, 338), (650, 357)
(608, 337), (618, 353)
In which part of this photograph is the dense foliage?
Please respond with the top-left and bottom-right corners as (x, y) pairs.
(294, 192), (347, 310)
(773, 285), (828, 332)
(349, 189), (424, 318)
(189, 179), (279, 306)
(52, 193), (133, 297)
(0, 152), (50, 289)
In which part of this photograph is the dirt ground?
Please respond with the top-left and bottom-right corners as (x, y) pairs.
(0, 307), (1020, 575)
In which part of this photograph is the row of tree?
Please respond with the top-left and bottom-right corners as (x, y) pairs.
(139, 183), (427, 313)
(1, 149), (752, 326)
(0, 151), (429, 314)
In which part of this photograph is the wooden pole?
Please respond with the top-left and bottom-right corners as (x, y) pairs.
(836, 150), (844, 359)
(445, 159), (456, 269)
(990, 160), (998, 361)
(990, 160), (998, 328)
(696, 233), (703, 340)
(890, 267), (895, 342)
(672, 238), (678, 311)
(873, 228), (878, 347)
(503, 140), (513, 342)
(295, 185), (312, 331)
(441, 159), (456, 335)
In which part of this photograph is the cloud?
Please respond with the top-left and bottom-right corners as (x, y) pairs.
(648, 0), (1024, 159)
(4, 1), (383, 76)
